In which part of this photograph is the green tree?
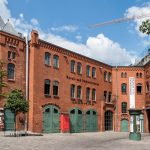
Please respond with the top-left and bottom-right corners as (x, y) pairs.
(5, 89), (28, 133)
(0, 61), (7, 97)
(139, 19), (150, 35)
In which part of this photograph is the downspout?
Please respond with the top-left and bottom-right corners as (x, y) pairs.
(25, 34), (29, 133)
(115, 66), (118, 131)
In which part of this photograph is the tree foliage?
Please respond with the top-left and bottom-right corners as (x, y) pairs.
(5, 89), (28, 114)
(0, 61), (7, 97)
(139, 19), (150, 35)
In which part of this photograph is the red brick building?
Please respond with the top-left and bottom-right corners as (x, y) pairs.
(1, 17), (150, 133)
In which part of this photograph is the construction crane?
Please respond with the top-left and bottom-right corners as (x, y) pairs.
(89, 14), (150, 28)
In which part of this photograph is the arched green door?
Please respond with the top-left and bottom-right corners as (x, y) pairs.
(4, 109), (15, 131)
(86, 109), (98, 132)
(43, 105), (60, 133)
(121, 119), (128, 132)
(69, 108), (83, 133)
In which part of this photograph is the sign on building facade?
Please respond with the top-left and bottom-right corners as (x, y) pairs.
(129, 77), (135, 109)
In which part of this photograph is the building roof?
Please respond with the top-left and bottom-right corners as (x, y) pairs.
(0, 16), (22, 38)
(2, 21), (19, 36)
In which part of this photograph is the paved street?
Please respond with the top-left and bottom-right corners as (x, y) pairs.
(0, 132), (150, 150)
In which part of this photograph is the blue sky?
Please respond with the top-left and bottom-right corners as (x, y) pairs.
(1, 0), (150, 65)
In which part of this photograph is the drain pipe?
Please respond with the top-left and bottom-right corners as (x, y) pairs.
(25, 34), (29, 133)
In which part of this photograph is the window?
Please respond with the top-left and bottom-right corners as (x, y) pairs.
(8, 51), (11, 59)
(108, 72), (112, 82)
(53, 55), (59, 68)
(86, 65), (90, 77)
(121, 83), (127, 94)
(104, 71), (107, 81)
(122, 102), (127, 113)
(53, 81), (59, 96)
(140, 73), (142, 78)
(92, 89), (96, 101)
(44, 79), (50, 95)
(136, 73), (139, 78)
(146, 82), (149, 93)
(108, 92), (112, 102)
(137, 83), (142, 94)
(7, 63), (15, 80)
(124, 72), (127, 78)
(8, 51), (16, 60)
(77, 86), (82, 99)
(12, 52), (16, 59)
(121, 72), (123, 78)
(77, 62), (82, 75)
(86, 87), (90, 101)
(121, 72), (127, 78)
(92, 67), (96, 78)
(71, 84), (75, 99)
(45, 52), (50, 65)
(104, 91), (107, 102)
(70, 60), (75, 73)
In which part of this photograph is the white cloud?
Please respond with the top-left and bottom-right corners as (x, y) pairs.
(0, 0), (137, 66)
(30, 18), (39, 26)
(0, 0), (11, 22)
(50, 25), (78, 32)
(75, 35), (82, 42)
(125, 3), (150, 37)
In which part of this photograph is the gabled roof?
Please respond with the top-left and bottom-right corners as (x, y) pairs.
(2, 21), (19, 36)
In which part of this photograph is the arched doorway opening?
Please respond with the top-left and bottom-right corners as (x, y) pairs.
(105, 111), (113, 131)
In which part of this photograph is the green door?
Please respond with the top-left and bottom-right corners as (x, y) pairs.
(4, 109), (15, 131)
(86, 109), (98, 132)
(69, 108), (83, 133)
(121, 119), (128, 132)
(43, 105), (60, 133)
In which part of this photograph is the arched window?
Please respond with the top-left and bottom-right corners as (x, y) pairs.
(71, 84), (75, 99)
(53, 81), (59, 96)
(136, 73), (139, 78)
(146, 82), (149, 93)
(92, 89), (96, 101)
(122, 102), (127, 113)
(92, 67), (96, 78)
(77, 86), (82, 99)
(86, 65), (90, 77)
(104, 71), (107, 81)
(108, 72), (112, 82)
(45, 52), (50, 65)
(86, 87), (90, 101)
(53, 55), (59, 68)
(137, 83), (142, 94)
(121, 83), (127, 94)
(44, 79), (50, 95)
(121, 72), (124, 78)
(8, 63), (15, 80)
(124, 72), (127, 78)
(70, 60), (75, 73)
(77, 62), (82, 75)
(140, 73), (142, 78)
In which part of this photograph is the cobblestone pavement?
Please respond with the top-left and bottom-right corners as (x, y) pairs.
(0, 132), (150, 150)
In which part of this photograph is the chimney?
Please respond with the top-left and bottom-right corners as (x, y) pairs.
(31, 30), (39, 45)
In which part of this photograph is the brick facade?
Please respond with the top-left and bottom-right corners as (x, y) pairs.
(1, 28), (150, 133)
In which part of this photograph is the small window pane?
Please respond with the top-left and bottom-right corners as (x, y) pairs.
(8, 63), (15, 80)
(86, 65), (90, 77)
(53, 55), (59, 68)
(71, 60), (75, 73)
(44, 79), (50, 95)
(92, 67), (96, 78)
(77, 63), (82, 74)
(45, 52), (50, 65)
